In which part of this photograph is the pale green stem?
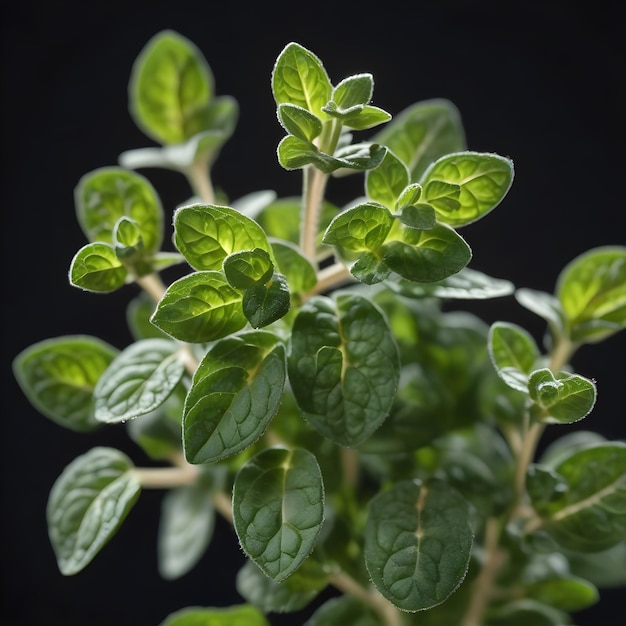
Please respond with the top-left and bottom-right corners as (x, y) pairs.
(328, 571), (404, 626)
(461, 517), (507, 626)
(133, 463), (198, 488)
(185, 156), (216, 204)
(304, 262), (354, 300)
(300, 165), (329, 262)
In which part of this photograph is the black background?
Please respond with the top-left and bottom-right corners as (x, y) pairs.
(2, 2), (625, 625)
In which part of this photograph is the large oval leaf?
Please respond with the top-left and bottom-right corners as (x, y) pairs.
(183, 332), (286, 463)
(536, 442), (626, 552)
(75, 167), (163, 254)
(13, 335), (118, 432)
(174, 203), (271, 271)
(47, 447), (141, 575)
(150, 271), (246, 343)
(94, 338), (186, 423)
(556, 245), (626, 344)
(364, 478), (473, 611)
(370, 99), (466, 181)
(232, 447), (325, 582)
(420, 151), (513, 227)
(288, 294), (400, 447)
(129, 29), (214, 145)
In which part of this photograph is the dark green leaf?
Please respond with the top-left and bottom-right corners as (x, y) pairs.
(174, 203), (271, 271)
(364, 478), (473, 611)
(420, 151), (514, 227)
(94, 338), (186, 423)
(75, 167), (163, 253)
(242, 273), (291, 328)
(13, 335), (118, 432)
(232, 447), (325, 582)
(150, 271), (246, 343)
(126, 292), (171, 340)
(47, 447), (141, 575)
(183, 332), (286, 463)
(236, 558), (326, 614)
(304, 596), (379, 626)
(129, 30), (215, 145)
(538, 442), (626, 552)
(485, 599), (571, 626)
(288, 294), (400, 447)
(394, 203), (437, 230)
(556, 245), (626, 343)
(370, 99), (466, 181)
(271, 42), (332, 118)
(69, 242), (128, 293)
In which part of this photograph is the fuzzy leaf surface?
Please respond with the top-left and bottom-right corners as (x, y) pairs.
(69, 242), (127, 293)
(232, 447), (324, 582)
(364, 478), (473, 611)
(47, 447), (141, 575)
(150, 271), (246, 343)
(94, 339), (185, 423)
(288, 294), (400, 447)
(13, 335), (118, 432)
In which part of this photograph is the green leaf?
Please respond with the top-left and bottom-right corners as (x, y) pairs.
(488, 322), (541, 392)
(129, 30), (215, 145)
(420, 151), (514, 227)
(271, 42), (332, 118)
(332, 73), (373, 109)
(232, 447), (325, 582)
(394, 204), (436, 230)
(514, 288), (567, 343)
(372, 221), (472, 285)
(120, 98), (239, 171)
(75, 167), (163, 253)
(126, 292), (171, 340)
(236, 558), (327, 614)
(47, 447), (141, 575)
(322, 202), (394, 252)
(242, 273), (291, 328)
(304, 596), (379, 626)
(524, 575), (599, 611)
(69, 242), (128, 293)
(537, 442), (626, 552)
(270, 239), (317, 295)
(223, 249), (274, 289)
(150, 271), (247, 343)
(13, 335), (118, 432)
(395, 182), (423, 209)
(160, 605), (270, 626)
(183, 331), (286, 463)
(158, 484), (216, 580)
(364, 478), (473, 611)
(565, 540), (626, 588)
(370, 98), (466, 181)
(528, 368), (597, 424)
(366, 149), (410, 209)
(485, 599), (572, 626)
(93, 338), (186, 424)
(556, 245), (626, 343)
(288, 294), (400, 447)
(174, 203), (271, 271)
(388, 267), (514, 300)
(341, 105), (392, 131)
(277, 103), (323, 142)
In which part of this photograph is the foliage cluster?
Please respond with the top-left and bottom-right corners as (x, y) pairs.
(13, 30), (626, 626)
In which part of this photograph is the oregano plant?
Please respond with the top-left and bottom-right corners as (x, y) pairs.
(12, 29), (626, 626)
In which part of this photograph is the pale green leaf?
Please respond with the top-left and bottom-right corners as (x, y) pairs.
(366, 149), (410, 209)
(13, 335), (118, 432)
(69, 242), (128, 293)
(160, 604), (270, 626)
(47, 447), (141, 575)
(94, 338), (186, 424)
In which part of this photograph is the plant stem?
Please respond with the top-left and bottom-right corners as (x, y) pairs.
(185, 156), (215, 204)
(328, 571), (404, 626)
(304, 262), (354, 300)
(300, 165), (328, 262)
(133, 463), (199, 488)
(460, 517), (507, 626)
